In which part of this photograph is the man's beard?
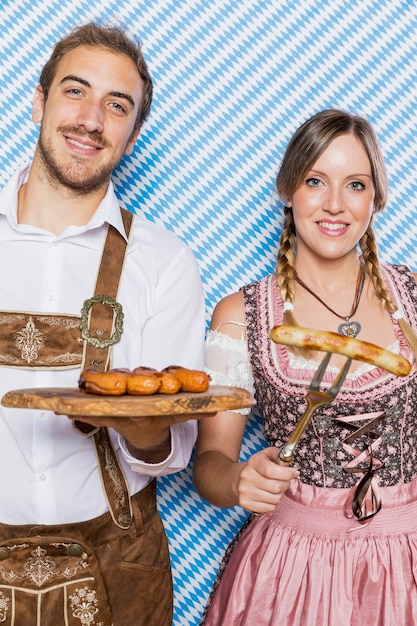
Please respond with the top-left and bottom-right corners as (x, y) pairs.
(37, 125), (120, 194)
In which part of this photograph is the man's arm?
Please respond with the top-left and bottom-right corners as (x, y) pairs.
(70, 244), (208, 470)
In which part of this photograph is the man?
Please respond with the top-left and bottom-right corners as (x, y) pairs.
(0, 23), (206, 625)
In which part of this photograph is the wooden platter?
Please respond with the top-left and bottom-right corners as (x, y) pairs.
(1, 385), (255, 417)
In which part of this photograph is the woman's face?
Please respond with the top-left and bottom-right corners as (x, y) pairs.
(287, 132), (375, 264)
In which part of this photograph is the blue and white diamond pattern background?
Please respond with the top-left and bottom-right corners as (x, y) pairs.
(1, 0), (417, 623)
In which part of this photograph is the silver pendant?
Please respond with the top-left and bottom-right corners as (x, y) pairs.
(338, 320), (361, 338)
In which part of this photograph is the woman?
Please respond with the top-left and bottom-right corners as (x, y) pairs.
(193, 109), (417, 625)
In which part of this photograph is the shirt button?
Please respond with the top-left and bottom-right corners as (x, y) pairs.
(39, 413), (47, 421)
(47, 294), (54, 302)
(40, 473), (47, 481)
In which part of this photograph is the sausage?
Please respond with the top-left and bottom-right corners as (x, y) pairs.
(152, 372), (183, 394)
(269, 325), (411, 377)
(127, 372), (162, 395)
(78, 368), (129, 395)
(78, 366), (211, 395)
(131, 367), (182, 394)
(162, 365), (211, 392)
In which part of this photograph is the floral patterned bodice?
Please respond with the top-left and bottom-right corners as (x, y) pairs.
(242, 264), (417, 489)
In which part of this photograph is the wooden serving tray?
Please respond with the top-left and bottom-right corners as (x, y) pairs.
(1, 385), (255, 417)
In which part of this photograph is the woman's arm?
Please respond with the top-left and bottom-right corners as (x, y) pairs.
(193, 291), (298, 513)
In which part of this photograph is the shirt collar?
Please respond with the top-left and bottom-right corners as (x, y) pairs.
(0, 162), (130, 242)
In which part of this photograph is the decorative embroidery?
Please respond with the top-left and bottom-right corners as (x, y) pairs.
(36, 316), (80, 329)
(0, 590), (10, 622)
(23, 546), (58, 586)
(0, 354), (29, 365)
(69, 587), (100, 625)
(0, 314), (27, 325)
(39, 352), (82, 365)
(0, 312), (84, 367)
(0, 352), (82, 366)
(14, 317), (45, 363)
(0, 313), (80, 329)
(99, 438), (126, 511)
(0, 545), (89, 587)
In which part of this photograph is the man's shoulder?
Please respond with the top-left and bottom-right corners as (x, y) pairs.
(127, 212), (195, 259)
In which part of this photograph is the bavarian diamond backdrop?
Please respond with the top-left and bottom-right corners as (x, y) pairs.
(1, 0), (417, 623)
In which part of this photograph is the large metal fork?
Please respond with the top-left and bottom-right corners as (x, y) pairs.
(277, 353), (352, 465)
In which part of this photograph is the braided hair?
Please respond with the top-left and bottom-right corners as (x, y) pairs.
(275, 109), (417, 357)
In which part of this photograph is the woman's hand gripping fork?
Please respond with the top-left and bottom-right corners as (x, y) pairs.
(277, 353), (351, 465)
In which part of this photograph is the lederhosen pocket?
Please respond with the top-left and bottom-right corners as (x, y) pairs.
(0, 535), (113, 625)
(0, 210), (173, 625)
(0, 480), (172, 626)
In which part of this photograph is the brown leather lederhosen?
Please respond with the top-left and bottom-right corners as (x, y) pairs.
(0, 210), (173, 626)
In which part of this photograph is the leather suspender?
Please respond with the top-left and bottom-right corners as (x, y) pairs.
(80, 208), (133, 372)
(76, 209), (135, 529)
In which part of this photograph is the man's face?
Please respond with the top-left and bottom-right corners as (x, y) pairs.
(32, 45), (144, 194)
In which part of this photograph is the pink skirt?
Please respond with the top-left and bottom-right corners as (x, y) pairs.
(203, 478), (417, 625)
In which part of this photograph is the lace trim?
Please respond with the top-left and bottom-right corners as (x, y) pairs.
(206, 329), (248, 354)
(205, 330), (401, 410)
(205, 330), (254, 415)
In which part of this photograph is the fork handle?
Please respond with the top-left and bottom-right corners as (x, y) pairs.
(276, 443), (295, 466)
(276, 394), (330, 465)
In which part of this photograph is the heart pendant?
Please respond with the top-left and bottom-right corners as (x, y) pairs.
(338, 320), (361, 338)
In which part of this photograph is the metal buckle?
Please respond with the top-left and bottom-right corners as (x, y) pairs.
(80, 294), (124, 348)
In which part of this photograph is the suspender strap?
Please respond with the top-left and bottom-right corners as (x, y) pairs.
(76, 208), (133, 438)
(80, 209), (133, 371)
(93, 426), (134, 529)
(76, 209), (135, 528)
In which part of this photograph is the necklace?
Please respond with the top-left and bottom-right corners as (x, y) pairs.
(294, 264), (366, 338)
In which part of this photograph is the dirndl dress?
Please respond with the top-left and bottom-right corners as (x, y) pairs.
(202, 264), (417, 626)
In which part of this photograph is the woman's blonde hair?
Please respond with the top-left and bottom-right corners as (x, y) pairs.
(276, 109), (417, 358)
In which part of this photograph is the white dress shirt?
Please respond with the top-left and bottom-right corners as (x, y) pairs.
(0, 164), (206, 524)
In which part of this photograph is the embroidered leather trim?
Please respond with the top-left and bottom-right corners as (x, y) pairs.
(0, 544), (89, 588)
(93, 428), (133, 529)
(0, 590), (9, 621)
(0, 209), (133, 372)
(69, 587), (102, 625)
(0, 312), (82, 368)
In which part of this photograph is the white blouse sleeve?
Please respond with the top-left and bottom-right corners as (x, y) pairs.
(205, 328), (255, 415)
